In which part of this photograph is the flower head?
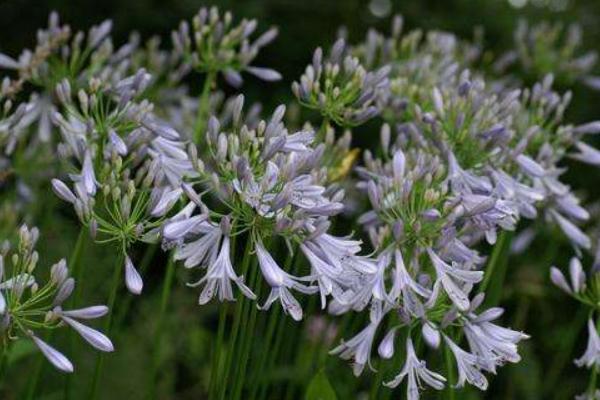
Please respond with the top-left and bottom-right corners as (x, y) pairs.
(172, 7), (280, 87)
(293, 39), (390, 127)
(51, 70), (196, 294)
(0, 225), (112, 372)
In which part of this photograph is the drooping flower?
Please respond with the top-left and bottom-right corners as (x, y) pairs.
(576, 318), (600, 369)
(330, 302), (386, 376)
(444, 335), (489, 390)
(256, 240), (317, 321)
(427, 248), (483, 311)
(384, 337), (446, 399)
(187, 220), (256, 304)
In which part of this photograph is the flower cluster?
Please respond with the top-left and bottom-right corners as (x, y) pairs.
(332, 116), (529, 396)
(172, 6), (281, 87)
(494, 20), (599, 88)
(0, 225), (112, 372)
(317, 13), (600, 398)
(350, 15), (481, 124)
(51, 70), (196, 294)
(292, 39), (391, 128)
(0, 12), (123, 144)
(509, 74), (600, 252)
(0, 11), (144, 228)
(0, 96), (31, 159)
(164, 96), (373, 320)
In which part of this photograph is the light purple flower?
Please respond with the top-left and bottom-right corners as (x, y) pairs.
(384, 337), (446, 399)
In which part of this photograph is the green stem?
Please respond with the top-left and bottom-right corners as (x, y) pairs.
(380, 326), (409, 400)
(283, 325), (302, 400)
(589, 368), (599, 397)
(209, 303), (229, 400)
(0, 341), (9, 387)
(68, 228), (88, 302)
(480, 230), (514, 307)
(230, 255), (263, 400)
(63, 229), (88, 400)
(545, 306), (587, 394)
(257, 252), (304, 400)
(26, 228), (86, 400)
(248, 250), (296, 400)
(210, 227), (238, 399)
(248, 308), (281, 400)
(444, 344), (456, 400)
(147, 253), (177, 399)
(316, 117), (330, 143)
(369, 361), (384, 400)
(89, 253), (124, 400)
(217, 237), (254, 400)
(257, 309), (286, 400)
(194, 72), (216, 144)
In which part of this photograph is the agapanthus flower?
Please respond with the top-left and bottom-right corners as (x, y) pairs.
(548, 243), (600, 396)
(164, 95), (372, 319)
(575, 318), (600, 369)
(494, 19), (599, 88)
(330, 301), (386, 376)
(508, 74), (600, 251)
(351, 15), (481, 123)
(331, 92), (530, 395)
(0, 97), (31, 156)
(171, 7), (280, 87)
(443, 334), (489, 390)
(0, 12), (135, 142)
(51, 69), (196, 294)
(384, 337), (446, 399)
(0, 225), (112, 372)
(292, 38), (390, 128)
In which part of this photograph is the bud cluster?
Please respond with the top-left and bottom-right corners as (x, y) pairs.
(494, 20), (599, 87)
(172, 6), (281, 87)
(292, 39), (391, 128)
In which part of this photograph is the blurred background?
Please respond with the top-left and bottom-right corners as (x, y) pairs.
(1, 0), (599, 398)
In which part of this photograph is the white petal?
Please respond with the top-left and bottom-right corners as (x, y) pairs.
(516, 154), (545, 177)
(51, 179), (76, 203)
(32, 335), (74, 373)
(377, 328), (397, 359)
(246, 66), (282, 81)
(62, 316), (114, 352)
(124, 256), (143, 295)
(0, 53), (19, 69)
(569, 257), (586, 293)
(422, 323), (441, 349)
(550, 266), (572, 294)
(61, 305), (109, 319)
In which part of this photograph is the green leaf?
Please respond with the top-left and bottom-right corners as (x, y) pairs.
(306, 369), (337, 400)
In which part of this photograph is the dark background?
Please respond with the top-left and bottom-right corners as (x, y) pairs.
(2, 0), (599, 120)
